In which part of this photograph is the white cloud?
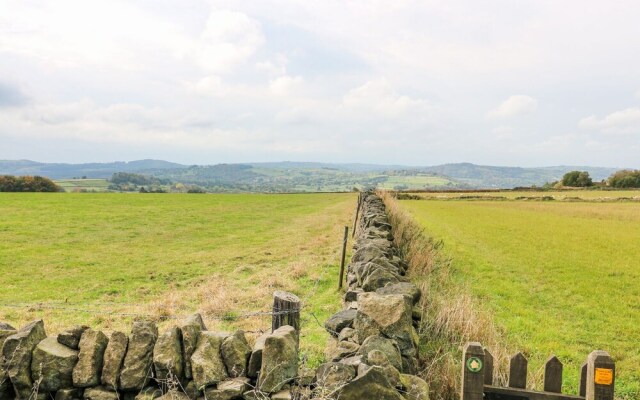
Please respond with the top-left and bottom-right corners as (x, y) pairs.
(269, 75), (303, 96)
(193, 9), (265, 73)
(487, 95), (537, 119)
(579, 107), (640, 135)
(342, 79), (431, 118)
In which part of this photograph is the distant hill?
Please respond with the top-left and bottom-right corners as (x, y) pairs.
(0, 159), (185, 179)
(419, 163), (620, 188)
(0, 159), (627, 191)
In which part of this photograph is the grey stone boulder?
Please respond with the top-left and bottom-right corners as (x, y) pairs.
(101, 331), (128, 389)
(31, 336), (79, 392)
(73, 329), (109, 387)
(356, 335), (402, 372)
(190, 331), (227, 389)
(183, 381), (200, 400)
(203, 377), (249, 400)
(366, 350), (401, 388)
(344, 289), (363, 302)
(352, 245), (389, 264)
(246, 331), (269, 379)
(400, 374), (430, 400)
(0, 327), (17, 396)
(58, 326), (90, 350)
(362, 269), (403, 291)
(315, 362), (355, 389)
(119, 321), (158, 392)
(2, 319), (47, 399)
(325, 340), (359, 362)
(155, 390), (190, 400)
(221, 331), (251, 378)
(337, 327), (357, 343)
(376, 283), (421, 305)
(257, 326), (298, 393)
(179, 314), (206, 380)
(56, 388), (84, 400)
(153, 326), (183, 382)
(330, 366), (403, 400)
(55, 388), (84, 400)
(84, 387), (119, 400)
(135, 386), (163, 400)
(339, 355), (363, 368)
(324, 309), (357, 337)
(354, 292), (413, 351)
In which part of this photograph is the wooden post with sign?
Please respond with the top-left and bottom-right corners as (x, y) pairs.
(461, 342), (485, 400)
(586, 350), (615, 400)
(463, 342), (616, 400)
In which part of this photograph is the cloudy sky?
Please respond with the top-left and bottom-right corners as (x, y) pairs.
(1, 0), (639, 167)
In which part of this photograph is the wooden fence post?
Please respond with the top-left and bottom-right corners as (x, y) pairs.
(483, 348), (494, 385)
(508, 352), (528, 389)
(338, 226), (349, 289)
(580, 361), (588, 397)
(351, 193), (362, 238)
(461, 342), (485, 400)
(586, 350), (615, 400)
(543, 355), (563, 393)
(272, 291), (300, 332)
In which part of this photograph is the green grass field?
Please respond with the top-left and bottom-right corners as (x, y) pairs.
(55, 178), (111, 192)
(0, 192), (356, 362)
(401, 200), (640, 398)
(413, 189), (640, 200)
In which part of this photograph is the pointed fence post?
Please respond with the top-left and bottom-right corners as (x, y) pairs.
(580, 361), (588, 397)
(543, 355), (563, 393)
(586, 350), (615, 400)
(461, 342), (485, 400)
(508, 352), (528, 389)
(483, 348), (494, 385)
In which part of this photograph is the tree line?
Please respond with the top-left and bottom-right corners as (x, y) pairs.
(0, 175), (62, 192)
(559, 169), (640, 188)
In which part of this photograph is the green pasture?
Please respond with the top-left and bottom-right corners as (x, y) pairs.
(414, 189), (640, 200)
(0, 192), (356, 362)
(55, 178), (111, 192)
(401, 200), (640, 398)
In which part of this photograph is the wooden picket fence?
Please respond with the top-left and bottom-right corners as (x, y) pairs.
(461, 342), (615, 400)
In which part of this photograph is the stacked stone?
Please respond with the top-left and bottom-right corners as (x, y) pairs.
(320, 192), (429, 400)
(0, 316), (301, 400)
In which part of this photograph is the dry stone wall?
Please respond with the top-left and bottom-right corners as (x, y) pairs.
(320, 192), (429, 399)
(0, 317), (305, 400)
(0, 192), (428, 400)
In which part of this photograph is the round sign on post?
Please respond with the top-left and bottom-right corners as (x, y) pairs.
(467, 357), (483, 373)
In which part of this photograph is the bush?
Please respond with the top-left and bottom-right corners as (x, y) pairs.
(608, 169), (640, 188)
(0, 175), (61, 192)
(561, 170), (593, 187)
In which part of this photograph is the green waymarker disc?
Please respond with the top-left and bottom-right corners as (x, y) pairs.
(466, 357), (483, 373)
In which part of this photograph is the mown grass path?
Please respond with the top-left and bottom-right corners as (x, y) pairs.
(402, 200), (640, 398)
(0, 193), (356, 363)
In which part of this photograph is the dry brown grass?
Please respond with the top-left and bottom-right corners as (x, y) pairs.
(378, 190), (513, 400)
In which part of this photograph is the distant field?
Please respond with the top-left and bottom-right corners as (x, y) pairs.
(377, 175), (454, 189)
(55, 178), (110, 192)
(401, 200), (640, 398)
(0, 193), (355, 362)
(412, 189), (640, 200)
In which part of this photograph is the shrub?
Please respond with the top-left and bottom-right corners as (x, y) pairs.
(561, 170), (593, 187)
(0, 175), (61, 192)
(608, 169), (640, 188)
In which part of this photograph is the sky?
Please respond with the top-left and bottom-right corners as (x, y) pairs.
(1, 0), (639, 167)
